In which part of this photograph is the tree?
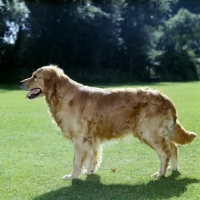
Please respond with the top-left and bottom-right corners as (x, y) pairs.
(0, 0), (200, 83)
(119, 0), (178, 81)
(0, 0), (30, 82)
(158, 9), (200, 80)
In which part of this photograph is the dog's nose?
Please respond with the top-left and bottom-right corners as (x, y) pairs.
(19, 81), (23, 89)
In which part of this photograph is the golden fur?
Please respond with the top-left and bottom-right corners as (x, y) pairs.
(20, 65), (197, 179)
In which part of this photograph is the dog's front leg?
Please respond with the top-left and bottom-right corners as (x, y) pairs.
(62, 138), (86, 180)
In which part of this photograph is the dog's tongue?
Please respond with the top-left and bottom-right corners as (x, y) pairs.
(26, 89), (40, 98)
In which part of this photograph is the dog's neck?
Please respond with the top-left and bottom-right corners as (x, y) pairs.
(44, 77), (82, 126)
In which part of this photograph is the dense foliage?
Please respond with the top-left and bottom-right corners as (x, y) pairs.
(0, 0), (200, 83)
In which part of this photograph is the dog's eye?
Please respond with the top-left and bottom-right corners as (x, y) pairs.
(33, 75), (37, 79)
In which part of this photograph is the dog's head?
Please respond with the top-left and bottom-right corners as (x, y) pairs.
(20, 65), (65, 99)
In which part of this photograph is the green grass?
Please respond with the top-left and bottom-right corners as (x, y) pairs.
(0, 82), (200, 200)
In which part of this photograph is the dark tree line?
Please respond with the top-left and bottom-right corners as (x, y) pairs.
(0, 0), (200, 83)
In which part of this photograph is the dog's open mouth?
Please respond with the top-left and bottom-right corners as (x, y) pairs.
(26, 88), (42, 99)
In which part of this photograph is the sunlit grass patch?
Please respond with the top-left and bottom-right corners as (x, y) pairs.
(0, 82), (200, 200)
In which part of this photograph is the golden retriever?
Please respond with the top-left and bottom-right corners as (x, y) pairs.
(20, 65), (197, 180)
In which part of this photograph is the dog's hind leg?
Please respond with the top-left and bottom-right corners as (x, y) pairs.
(150, 138), (171, 178)
(167, 142), (178, 171)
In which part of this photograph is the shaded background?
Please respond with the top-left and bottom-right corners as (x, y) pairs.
(0, 0), (200, 83)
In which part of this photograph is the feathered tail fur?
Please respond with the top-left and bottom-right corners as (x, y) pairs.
(172, 120), (197, 145)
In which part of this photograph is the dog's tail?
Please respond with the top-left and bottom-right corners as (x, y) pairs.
(172, 120), (197, 145)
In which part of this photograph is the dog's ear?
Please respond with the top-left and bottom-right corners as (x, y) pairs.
(43, 67), (63, 89)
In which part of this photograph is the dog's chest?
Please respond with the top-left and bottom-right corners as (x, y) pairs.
(52, 109), (79, 138)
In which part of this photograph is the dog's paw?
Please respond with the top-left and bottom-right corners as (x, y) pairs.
(62, 174), (77, 180)
(86, 169), (95, 175)
(82, 169), (95, 175)
(167, 166), (178, 171)
(82, 169), (87, 175)
(151, 172), (165, 178)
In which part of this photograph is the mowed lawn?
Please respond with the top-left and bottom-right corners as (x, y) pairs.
(0, 82), (200, 200)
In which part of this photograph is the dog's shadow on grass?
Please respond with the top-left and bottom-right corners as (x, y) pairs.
(34, 172), (199, 200)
